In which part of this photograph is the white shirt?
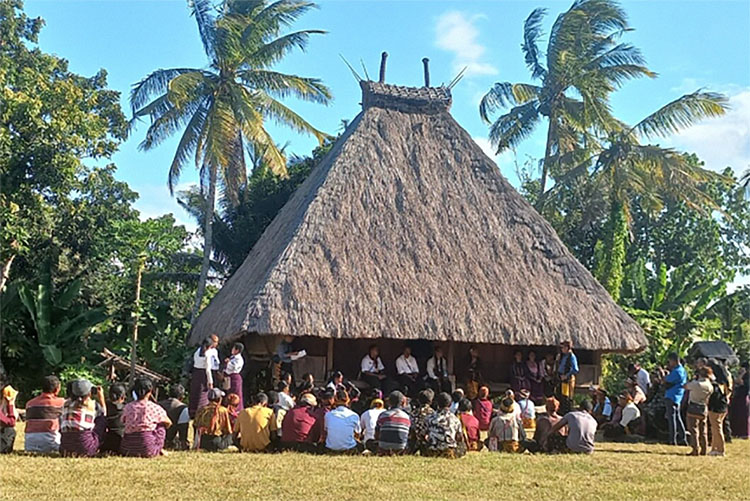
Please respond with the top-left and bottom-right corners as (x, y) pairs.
(636, 368), (651, 394)
(360, 407), (385, 442)
(325, 406), (362, 451)
(426, 356), (448, 380)
(361, 355), (385, 374)
(193, 347), (220, 384)
(620, 402), (641, 428)
(225, 353), (244, 375)
(278, 392), (295, 411)
(396, 354), (419, 375)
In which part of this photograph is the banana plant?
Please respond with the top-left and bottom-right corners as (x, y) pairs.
(18, 265), (107, 368)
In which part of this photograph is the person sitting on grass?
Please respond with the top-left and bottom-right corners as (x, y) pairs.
(626, 377), (647, 405)
(194, 388), (233, 452)
(409, 389), (435, 453)
(423, 392), (466, 458)
(101, 383), (126, 454)
(602, 392), (641, 440)
(323, 389), (363, 454)
(25, 375), (65, 453)
(234, 392), (277, 452)
(280, 393), (324, 453)
(121, 377), (172, 457)
(524, 397), (563, 453)
(487, 397), (525, 453)
(360, 396), (385, 452)
(0, 382), (18, 454)
(158, 384), (190, 450)
(592, 387), (612, 424)
(450, 389), (464, 414)
(226, 393), (241, 429)
(375, 391), (411, 455)
(517, 389), (536, 429)
(458, 398), (482, 451)
(60, 379), (108, 457)
(544, 400), (597, 454)
(472, 385), (493, 432)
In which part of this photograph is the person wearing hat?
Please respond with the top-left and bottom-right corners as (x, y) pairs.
(234, 392), (278, 452)
(360, 395), (385, 452)
(0, 382), (18, 453)
(60, 379), (108, 457)
(323, 389), (363, 454)
(517, 388), (536, 430)
(194, 388), (233, 452)
(280, 392), (324, 453)
(487, 397), (525, 453)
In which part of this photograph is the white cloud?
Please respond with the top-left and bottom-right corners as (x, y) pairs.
(473, 136), (518, 176)
(435, 11), (498, 77)
(663, 88), (750, 173)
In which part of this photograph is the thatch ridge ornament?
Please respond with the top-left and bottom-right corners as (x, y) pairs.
(190, 61), (646, 354)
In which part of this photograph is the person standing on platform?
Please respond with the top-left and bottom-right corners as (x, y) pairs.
(557, 341), (579, 414)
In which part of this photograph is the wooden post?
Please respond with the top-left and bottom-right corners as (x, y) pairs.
(447, 340), (455, 375)
(593, 351), (602, 385)
(326, 338), (334, 375)
(130, 253), (146, 384)
(379, 52), (388, 83)
(422, 57), (430, 87)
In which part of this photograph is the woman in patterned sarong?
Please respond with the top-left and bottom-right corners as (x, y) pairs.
(121, 377), (172, 457)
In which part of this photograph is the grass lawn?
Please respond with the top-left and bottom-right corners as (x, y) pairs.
(1, 427), (748, 501)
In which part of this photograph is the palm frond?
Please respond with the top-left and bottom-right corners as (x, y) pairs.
(252, 89), (329, 144)
(167, 71), (216, 109)
(130, 68), (199, 114)
(631, 91), (729, 140)
(522, 8), (548, 80)
(238, 69), (331, 103)
(168, 98), (210, 194)
(479, 82), (520, 123)
(488, 101), (541, 152)
(243, 29), (326, 66)
(189, 0), (218, 62)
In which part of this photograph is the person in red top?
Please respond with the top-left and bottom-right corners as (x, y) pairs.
(1, 382), (17, 453)
(25, 375), (65, 453)
(458, 398), (482, 451)
(280, 393), (324, 453)
(473, 386), (493, 432)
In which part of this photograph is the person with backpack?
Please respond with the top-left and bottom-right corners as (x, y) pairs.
(707, 369), (730, 456)
(684, 366), (713, 456)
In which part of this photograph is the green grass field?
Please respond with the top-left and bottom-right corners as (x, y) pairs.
(1, 426), (748, 501)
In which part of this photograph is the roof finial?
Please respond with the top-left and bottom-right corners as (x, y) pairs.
(379, 52), (388, 83)
(422, 58), (430, 87)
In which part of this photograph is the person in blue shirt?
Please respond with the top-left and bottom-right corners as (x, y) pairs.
(557, 341), (579, 414)
(663, 352), (688, 446)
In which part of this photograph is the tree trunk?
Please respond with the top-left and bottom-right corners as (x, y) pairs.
(0, 254), (15, 293)
(536, 117), (556, 209)
(130, 255), (146, 383)
(595, 200), (628, 303)
(191, 164), (217, 324)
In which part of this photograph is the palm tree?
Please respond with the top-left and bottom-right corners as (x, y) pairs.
(583, 91), (729, 299)
(130, 0), (331, 322)
(479, 0), (655, 203)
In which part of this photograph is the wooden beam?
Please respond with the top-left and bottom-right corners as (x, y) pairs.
(326, 338), (334, 375)
(447, 340), (455, 375)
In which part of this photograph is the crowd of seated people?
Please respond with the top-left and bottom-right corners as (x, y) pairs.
(1, 340), (748, 460)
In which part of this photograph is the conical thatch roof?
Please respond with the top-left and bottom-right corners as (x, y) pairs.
(190, 80), (646, 352)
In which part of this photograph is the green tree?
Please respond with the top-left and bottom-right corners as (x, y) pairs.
(130, 0), (331, 321)
(479, 0), (654, 201)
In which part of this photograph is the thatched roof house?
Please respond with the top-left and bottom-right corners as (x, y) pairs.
(191, 65), (646, 387)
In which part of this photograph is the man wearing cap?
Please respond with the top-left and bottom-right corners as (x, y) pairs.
(280, 393), (325, 453)
(194, 388), (233, 451)
(360, 395), (385, 452)
(375, 391), (411, 455)
(25, 375), (65, 453)
(323, 389), (363, 454)
(234, 392), (277, 452)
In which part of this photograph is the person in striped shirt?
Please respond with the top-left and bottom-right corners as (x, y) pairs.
(375, 391), (411, 455)
(25, 375), (65, 453)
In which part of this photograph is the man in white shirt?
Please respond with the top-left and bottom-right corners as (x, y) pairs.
(323, 390), (363, 453)
(425, 346), (451, 393)
(361, 344), (387, 390)
(628, 363), (651, 395)
(603, 393), (641, 439)
(395, 346), (420, 397)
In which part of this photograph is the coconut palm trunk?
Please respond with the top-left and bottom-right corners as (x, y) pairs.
(130, 254), (146, 383)
(191, 164), (217, 323)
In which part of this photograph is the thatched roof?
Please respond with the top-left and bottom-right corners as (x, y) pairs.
(190, 80), (646, 352)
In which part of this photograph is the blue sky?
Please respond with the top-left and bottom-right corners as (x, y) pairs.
(25, 0), (750, 228)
